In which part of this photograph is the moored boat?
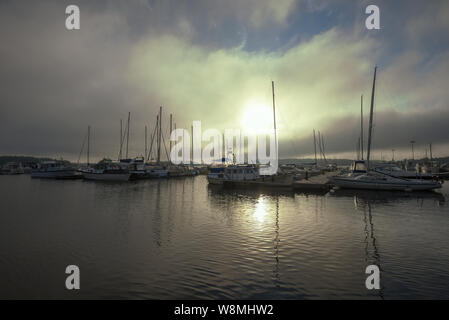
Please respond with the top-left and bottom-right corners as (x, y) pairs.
(330, 67), (442, 192)
(207, 164), (292, 187)
(82, 159), (131, 181)
(31, 161), (80, 179)
(330, 169), (441, 191)
(1, 162), (24, 175)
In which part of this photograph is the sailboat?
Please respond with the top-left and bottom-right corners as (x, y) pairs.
(330, 67), (441, 192)
(79, 126), (131, 181)
(143, 106), (169, 178)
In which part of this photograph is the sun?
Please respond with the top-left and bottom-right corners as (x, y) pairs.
(240, 100), (274, 134)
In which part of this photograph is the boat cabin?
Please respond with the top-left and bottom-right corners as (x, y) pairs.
(208, 164), (260, 181)
(350, 160), (367, 173)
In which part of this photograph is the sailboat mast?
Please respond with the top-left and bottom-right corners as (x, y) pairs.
(87, 125), (90, 166)
(321, 133), (327, 163)
(119, 119), (123, 160)
(318, 131), (323, 161)
(357, 137), (361, 160)
(126, 112), (130, 159)
(169, 113), (173, 161)
(272, 81), (278, 161)
(145, 125), (147, 159)
(157, 106), (162, 164)
(360, 94), (364, 160)
(156, 115), (160, 162)
(313, 129), (317, 165)
(430, 143), (433, 161)
(182, 124), (185, 163)
(147, 118), (158, 162)
(366, 66), (377, 171)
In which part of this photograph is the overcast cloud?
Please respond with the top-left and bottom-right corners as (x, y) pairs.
(0, 0), (448, 161)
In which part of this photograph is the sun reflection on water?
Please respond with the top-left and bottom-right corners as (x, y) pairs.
(253, 196), (269, 223)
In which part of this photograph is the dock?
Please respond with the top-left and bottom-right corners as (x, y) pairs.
(222, 174), (293, 189)
(292, 171), (335, 191)
(217, 171), (337, 192)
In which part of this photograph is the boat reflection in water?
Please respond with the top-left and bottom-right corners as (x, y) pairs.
(329, 188), (445, 206)
(329, 188), (446, 300)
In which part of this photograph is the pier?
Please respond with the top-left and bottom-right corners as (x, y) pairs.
(292, 171), (335, 191)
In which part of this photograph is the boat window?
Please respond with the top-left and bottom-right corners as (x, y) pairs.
(354, 162), (367, 172)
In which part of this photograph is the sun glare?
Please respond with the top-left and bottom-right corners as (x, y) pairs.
(240, 100), (274, 134)
(253, 196), (268, 223)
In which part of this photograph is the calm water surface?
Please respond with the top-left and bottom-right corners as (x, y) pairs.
(0, 175), (448, 299)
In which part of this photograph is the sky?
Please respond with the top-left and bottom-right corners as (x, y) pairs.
(0, 0), (448, 162)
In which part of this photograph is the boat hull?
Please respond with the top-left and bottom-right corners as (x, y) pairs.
(83, 172), (131, 181)
(330, 176), (441, 191)
(208, 175), (293, 188)
(207, 177), (224, 185)
(1, 171), (24, 175)
(31, 170), (81, 179)
(148, 170), (168, 178)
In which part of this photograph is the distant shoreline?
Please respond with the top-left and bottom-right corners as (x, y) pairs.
(1, 155), (448, 167)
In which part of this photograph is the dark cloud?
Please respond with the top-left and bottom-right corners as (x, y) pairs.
(279, 107), (449, 159)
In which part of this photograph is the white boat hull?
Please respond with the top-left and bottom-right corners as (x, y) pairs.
(330, 176), (441, 191)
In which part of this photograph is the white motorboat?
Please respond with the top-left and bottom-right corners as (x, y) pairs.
(207, 164), (292, 188)
(120, 157), (148, 180)
(31, 161), (80, 179)
(207, 164), (261, 185)
(1, 162), (24, 175)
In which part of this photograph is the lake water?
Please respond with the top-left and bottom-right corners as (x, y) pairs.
(0, 174), (448, 299)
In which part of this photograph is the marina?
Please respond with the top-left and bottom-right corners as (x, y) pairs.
(1, 0), (449, 303)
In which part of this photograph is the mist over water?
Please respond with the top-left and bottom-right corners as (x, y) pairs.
(0, 175), (448, 299)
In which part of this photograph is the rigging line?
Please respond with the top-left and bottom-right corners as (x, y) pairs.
(77, 132), (88, 164)
(161, 130), (170, 162)
(147, 124), (158, 162)
(321, 133), (327, 163)
(118, 119), (129, 160)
